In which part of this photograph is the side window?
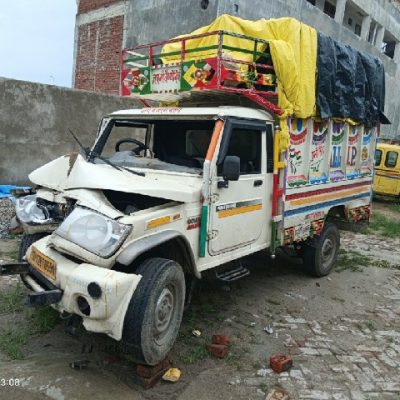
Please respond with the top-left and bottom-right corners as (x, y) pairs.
(219, 128), (262, 175)
(385, 151), (398, 168)
(375, 149), (382, 166)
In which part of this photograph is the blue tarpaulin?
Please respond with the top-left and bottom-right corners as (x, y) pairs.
(0, 185), (31, 198)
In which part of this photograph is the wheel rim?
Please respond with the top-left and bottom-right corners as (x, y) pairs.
(154, 286), (176, 345)
(320, 234), (336, 271)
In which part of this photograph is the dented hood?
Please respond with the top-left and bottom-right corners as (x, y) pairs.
(29, 154), (202, 203)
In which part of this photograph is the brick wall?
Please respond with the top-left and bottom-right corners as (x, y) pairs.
(78, 0), (120, 14)
(75, 15), (123, 94)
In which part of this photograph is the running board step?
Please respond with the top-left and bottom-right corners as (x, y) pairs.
(215, 266), (250, 282)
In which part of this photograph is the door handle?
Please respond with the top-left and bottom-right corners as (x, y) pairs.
(254, 180), (263, 187)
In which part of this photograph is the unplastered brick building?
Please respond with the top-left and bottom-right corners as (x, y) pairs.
(73, 0), (400, 137)
(73, 0), (128, 94)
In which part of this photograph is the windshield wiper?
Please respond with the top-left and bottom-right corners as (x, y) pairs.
(68, 129), (90, 159)
(67, 129), (145, 177)
(89, 151), (145, 177)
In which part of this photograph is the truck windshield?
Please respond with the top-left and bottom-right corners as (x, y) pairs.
(93, 118), (215, 174)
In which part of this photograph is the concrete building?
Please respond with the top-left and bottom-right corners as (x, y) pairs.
(73, 0), (400, 137)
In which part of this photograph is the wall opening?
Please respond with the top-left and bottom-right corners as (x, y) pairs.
(343, 1), (364, 37)
(368, 20), (378, 45)
(200, 0), (209, 10)
(382, 30), (397, 59)
(323, 0), (336, 19)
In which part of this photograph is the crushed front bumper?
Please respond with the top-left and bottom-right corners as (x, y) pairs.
(0, 261), (63, 306)
(18, 237), (141, 340)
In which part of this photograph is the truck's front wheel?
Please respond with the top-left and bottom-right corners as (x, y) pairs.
(302, 223), (340, 277)
(122, 258), (185, 366)
(19, 233), (49, 289)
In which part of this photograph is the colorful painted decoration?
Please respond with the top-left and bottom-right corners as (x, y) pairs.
(346, 125), (361, 179)
(309, 120), (328, 184)
(329, 122), (345, 181)
(287, 119), (309, 188)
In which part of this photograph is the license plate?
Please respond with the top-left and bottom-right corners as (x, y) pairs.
(28, 246), (56, 281)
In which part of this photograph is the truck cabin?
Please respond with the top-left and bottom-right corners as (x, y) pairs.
(91, 115), (265, 176)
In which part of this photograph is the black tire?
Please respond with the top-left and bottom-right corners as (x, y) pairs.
(302, 223), (340, 277)
(19, 233), (49, 289)
(18, 233), (48, 261)
(122, 257), (185, 366)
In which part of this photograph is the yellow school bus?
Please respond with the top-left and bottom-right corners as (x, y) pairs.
(374, 143), (400, 198)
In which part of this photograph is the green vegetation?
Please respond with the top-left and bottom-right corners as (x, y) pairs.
(355, 320), (377, 332)
(366, 211), (400, 237)
(258, 382), (269, 393)
(365, 320), (377, 331)
(0, 328), (30, 360)
(28, 307), (60, 334)
(0, 284), (60, 360)
(0, 284), (26, 314)
(336, 250), (371, 272)
(176, 335), (209, 364)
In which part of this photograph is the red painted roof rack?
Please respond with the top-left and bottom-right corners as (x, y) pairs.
(120, 30), (283, 115)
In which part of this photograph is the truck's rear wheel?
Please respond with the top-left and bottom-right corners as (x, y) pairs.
(302, 223), (340, 277)
(122, 257), (185, 366)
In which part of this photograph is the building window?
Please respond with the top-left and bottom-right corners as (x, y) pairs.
(368, 22), (377, 44)
(355, 24), (361, 36)
(382, 31), (397, 59)
(324, 1), (336, 18)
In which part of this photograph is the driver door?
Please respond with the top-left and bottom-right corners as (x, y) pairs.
(208, 119), (272, 255)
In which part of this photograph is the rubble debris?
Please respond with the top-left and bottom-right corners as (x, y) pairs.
(207, 343), (229, 358)
(264, 324), (274, 334)
(69, 359), (90, 370)
(0, 198), (16, 238)
(270, 353), (293, 373)
(162, 367), (181, 382)
(211, 334), (231, 346)
(265, 387), (290, 400)
(207, 334), (231, 358)
(133, 358), (172, 389)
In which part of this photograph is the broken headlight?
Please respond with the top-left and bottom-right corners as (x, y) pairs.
(55, 208), (131, 258)
(16, 195), (49, 224)
(16, 195), (64, 225)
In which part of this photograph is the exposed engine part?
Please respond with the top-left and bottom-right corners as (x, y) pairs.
(102, 190), (170, 214)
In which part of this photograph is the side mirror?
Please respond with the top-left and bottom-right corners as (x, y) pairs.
(222, 155), (240, 181)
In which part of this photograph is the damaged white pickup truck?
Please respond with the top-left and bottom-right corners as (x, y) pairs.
(11, 107), (280, 365)
(3, 105), (375, 366)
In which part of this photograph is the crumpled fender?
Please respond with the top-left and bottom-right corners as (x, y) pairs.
(117, 230), (200, 278)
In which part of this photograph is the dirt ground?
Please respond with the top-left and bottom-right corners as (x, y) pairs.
(0, 200), (400, 400)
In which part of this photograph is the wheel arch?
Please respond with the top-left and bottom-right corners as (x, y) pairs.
(116, 230), (200, 279)
(326, 205), (347, 221)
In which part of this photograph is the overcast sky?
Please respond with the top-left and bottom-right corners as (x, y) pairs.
(0, 1), (77, 87)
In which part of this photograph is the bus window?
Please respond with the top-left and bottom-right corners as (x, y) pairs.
(385, 151), (398, 168)
(375, 149), (382, 167)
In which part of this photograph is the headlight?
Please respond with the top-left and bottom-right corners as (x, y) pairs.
(55, 208), (131, 257)
(16, 195), (48, 224)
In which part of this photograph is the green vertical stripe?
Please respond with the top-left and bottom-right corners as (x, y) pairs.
(199, 204), (208, 257)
